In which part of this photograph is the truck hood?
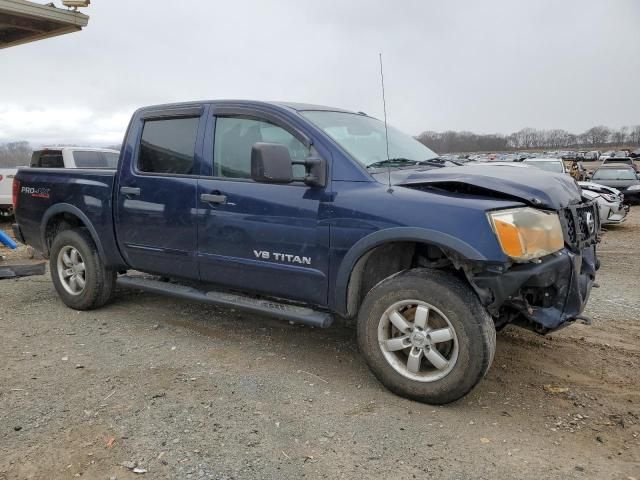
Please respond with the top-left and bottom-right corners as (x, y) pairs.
(372, 165), (582, 210)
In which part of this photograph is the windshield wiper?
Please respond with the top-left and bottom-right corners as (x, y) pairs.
(416, 157), (448, 166)
(366, 158), (418, 168)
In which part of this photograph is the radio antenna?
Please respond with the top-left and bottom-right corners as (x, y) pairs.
(379, 53), (392, 193)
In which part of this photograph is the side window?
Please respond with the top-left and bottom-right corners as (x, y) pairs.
(138, 117), (199, 175)
(102, 152), (120, 169)
(73, 151), (104, 168)
(214, 116), (308, 179)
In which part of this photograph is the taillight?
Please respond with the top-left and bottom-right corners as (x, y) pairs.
(12, 178), (20, 207)
(0, 175), (4, 182)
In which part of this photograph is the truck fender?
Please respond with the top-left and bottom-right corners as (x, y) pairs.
(40, 203), (108, 263)
(333, 227), (489, 315)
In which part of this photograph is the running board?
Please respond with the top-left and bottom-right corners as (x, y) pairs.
(116, 275), (334, 328)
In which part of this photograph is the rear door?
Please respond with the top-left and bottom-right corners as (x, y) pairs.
(196, 107), (330, 306)
(115, 107), (205, 279)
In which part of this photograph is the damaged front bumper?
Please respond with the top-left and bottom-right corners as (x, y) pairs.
(470, 246), (598, 333)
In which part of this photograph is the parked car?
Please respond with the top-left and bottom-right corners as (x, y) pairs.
(600, 156), (639, 173)
(30, 147), (120, 169)
(578, 181), (629, 225)
(583, 151), (600, 161)
(466, 161), (530, 168)
(499, 153), (521, 162)
(0, 168), (17, 216)
(13, 100), (600, 404)
(522, 157), (567, 174)
(589, 165), (640, 204)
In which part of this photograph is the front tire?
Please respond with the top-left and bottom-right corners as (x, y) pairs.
(50, 228), (115, 310)
(357, 268), (496, 405)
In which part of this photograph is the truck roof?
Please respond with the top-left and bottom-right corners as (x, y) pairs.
(138, 100), (358, 115)
(36, 147), (120, 153)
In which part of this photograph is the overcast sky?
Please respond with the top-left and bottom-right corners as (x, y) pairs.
(1, 0), (639, 146)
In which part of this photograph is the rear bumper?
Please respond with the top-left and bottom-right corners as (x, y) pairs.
(471, 245), (597, 332)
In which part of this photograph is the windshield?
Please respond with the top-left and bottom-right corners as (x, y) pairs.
(592, 168), (636, 180)
(523, 160), (564, 173)
(301, 110), (438, 167)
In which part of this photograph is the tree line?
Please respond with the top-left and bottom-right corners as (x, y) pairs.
(0, 141), (32, 168)
(416, 125), (640, 153)
(1, 125), (639, 167)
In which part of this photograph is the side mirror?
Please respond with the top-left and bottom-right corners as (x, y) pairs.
(251, 142), (327, 187)
(251, 143), (293, 184)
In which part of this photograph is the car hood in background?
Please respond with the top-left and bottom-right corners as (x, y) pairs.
(588, 178), (640, 189)
(578, 181), (622, 196)
(371, 165), (582, 210)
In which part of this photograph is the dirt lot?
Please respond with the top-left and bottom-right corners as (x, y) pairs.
(1, 211), (639, 480)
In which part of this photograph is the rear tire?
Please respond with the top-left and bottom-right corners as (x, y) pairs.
(357, 268), (496, 404)
(50, 228), (115, 310)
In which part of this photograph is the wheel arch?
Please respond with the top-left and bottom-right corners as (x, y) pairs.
(40, 203), (107, 262)
(334, 227), (489, 317)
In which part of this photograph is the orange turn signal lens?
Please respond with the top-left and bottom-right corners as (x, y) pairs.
(488, 208), (564, 261)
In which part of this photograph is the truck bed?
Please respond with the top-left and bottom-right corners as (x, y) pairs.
(14, 168), (123, 267)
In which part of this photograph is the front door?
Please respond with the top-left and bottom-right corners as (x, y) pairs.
(116, 113), (203, 279)
(197, 112), (330, 306)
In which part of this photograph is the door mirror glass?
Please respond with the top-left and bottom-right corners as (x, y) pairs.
(251, 143), (294, 184)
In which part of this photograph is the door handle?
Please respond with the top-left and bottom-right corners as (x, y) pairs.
(120, 186), (141, 196)
(201, 193), (227, 205)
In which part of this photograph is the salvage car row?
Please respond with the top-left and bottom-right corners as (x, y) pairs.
(519, 158), (638, 224)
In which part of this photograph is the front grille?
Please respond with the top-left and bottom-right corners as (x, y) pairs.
(561, 201), (599, 250)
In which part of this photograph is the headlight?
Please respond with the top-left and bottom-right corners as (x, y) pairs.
(488, 208), (564, 261)
(626, 185), (640, 191)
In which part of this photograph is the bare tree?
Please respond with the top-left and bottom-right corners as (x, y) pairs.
(612, 126), (628, 146)
(628, 126), (640, 146)
(0, 141), (32, 168)
(583, 126), (611, 147)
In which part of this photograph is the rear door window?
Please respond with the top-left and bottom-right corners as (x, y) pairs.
(138, 117), (199, 175)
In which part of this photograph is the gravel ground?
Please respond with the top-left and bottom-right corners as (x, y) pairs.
(1, 210), (639, 480)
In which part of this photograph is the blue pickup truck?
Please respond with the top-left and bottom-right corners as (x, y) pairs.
(13, 101), (599, 404)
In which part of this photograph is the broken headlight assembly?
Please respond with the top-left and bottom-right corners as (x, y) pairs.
(487, 207), (564, 261)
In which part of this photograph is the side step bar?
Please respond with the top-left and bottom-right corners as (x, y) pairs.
(116, 275), (334, 329)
